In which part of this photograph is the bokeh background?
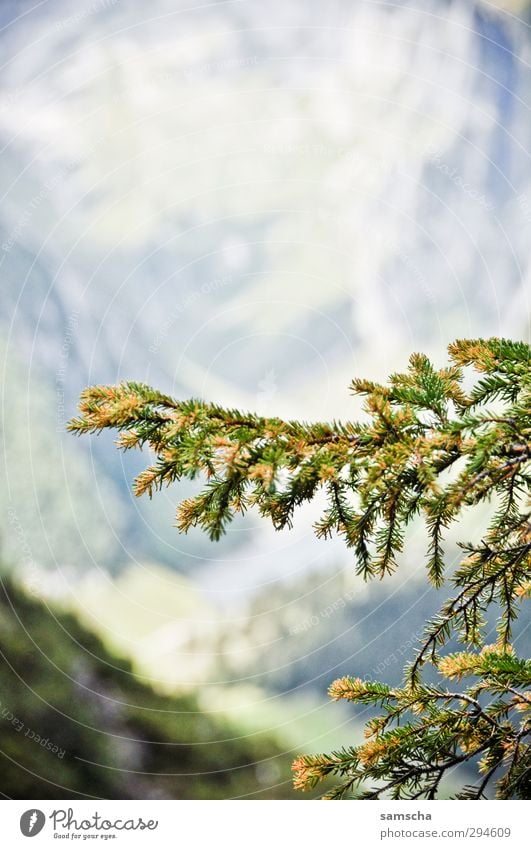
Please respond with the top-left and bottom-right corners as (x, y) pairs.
(1, 0), (530, 798)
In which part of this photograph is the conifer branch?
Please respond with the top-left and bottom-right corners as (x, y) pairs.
(69, 337), (531, 798)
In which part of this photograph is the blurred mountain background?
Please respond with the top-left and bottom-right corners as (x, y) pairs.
(0, 0), (530, 797)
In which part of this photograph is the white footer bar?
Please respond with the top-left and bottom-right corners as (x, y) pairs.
(1, 799), (526, 848)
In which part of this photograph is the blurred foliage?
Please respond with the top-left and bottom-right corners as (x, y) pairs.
(0, 576), (297, 799)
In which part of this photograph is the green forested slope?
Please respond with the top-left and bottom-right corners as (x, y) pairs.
(0, 577), (295, 799)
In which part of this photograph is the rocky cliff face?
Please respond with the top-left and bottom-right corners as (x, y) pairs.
(1, 0), (529, 581)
